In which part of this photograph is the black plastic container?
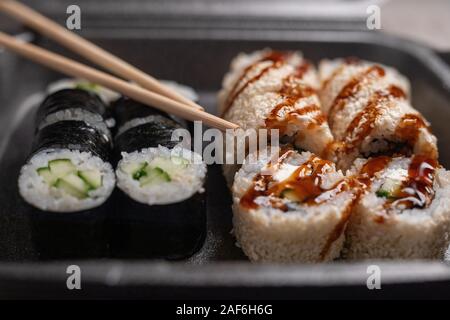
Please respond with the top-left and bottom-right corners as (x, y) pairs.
(1, 26), (450, 298)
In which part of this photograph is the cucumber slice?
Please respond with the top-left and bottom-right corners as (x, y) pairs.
(79, 169), (102, 189)
(55, 174), (90, 199)
(139, 167), (171, 187)
(75, 82), (99, 93)
(376, 190), (390, 198)
(150, 156), (188, 174)
(49, 159), (76, 177)
(122, 162), (147, 176)
(37, 167), (57, 186)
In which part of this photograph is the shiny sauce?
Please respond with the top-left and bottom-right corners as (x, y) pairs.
(386, 155), (437, 210)
(395, 113), (430, 151)
(264, 62), (325, 136)
(328, 65), (386, 129)
(341, 91), (387, 154)
(222, 51), (289, 116)
(240, 152), (344, 211)
(319, 156), (391, 258)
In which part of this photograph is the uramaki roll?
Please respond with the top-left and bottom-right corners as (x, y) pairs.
(232, 147), (356, 263)
(218, 49), (336, 185)
(344, 155), (450, 259)
(318, 58), (437, 170)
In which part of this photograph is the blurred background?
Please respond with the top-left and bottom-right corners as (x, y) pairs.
(1, 0), (449, 50)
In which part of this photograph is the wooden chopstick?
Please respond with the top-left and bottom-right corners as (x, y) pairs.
(0, 0), (204, 111)
(0, 32), (238, 131)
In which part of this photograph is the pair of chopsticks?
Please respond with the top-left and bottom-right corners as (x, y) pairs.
(0, 0), (238, 131)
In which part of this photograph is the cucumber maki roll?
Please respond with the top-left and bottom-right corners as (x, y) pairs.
(18, 89), (116, 259)
(19, 90), (115, 212)
(19, 121), (115, 212)
(110, 98), (207, 259)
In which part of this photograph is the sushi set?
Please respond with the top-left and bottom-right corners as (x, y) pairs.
(221, 50), (448, 262)
(15, 82), (207, 260)
(2, 2), (450, 298)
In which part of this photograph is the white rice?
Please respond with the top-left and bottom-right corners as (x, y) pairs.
(318, 58), (437, 170)
(116, 115), (174, 137)
(344, 157), (450, 259)
(232, 148), (355, 263)
(116, 145), (206, 205)
(38, 108), (112, 141)
(18, 149), (115, 213)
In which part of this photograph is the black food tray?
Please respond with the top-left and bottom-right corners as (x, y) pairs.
(1, 28), (450, 299)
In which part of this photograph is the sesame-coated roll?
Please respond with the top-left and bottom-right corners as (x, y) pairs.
(319, 58), (437, 170)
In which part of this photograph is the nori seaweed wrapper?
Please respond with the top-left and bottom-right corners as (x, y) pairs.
(26, 120), (113, 259)
(31, 120), (112, 162)
(109, 189), (206, 260)
(112, 96), (171, 126)
(109, 97), (206, 260)
(35, 89), (108, 128)
(29, 207), (110, 260)
(112, 98), (185, 163)
(114, 120), (182, 156)
(20, 92), (115, 260)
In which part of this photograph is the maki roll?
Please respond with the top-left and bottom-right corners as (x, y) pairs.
(344, 155), (450, 259)
(318, 58), (438, 169)
(232, 146), (356, 263)
(218, 49), (336, 185)
(18, 89), (115, 259)
(19, 89), (115, 212)
(110, 97), (207, 259)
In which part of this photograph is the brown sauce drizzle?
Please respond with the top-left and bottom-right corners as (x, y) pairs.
(320, 156), (391, 259)
(264, 61), (325, 137)
(357, 156), (392, 188)
(385, 155), (437, 210)
(239, 151), (393, 261)
(328, 65), (386, 129)
(386, 85), (407, 99)
(222, 51), (289, 116)
(339, 83), (410, 156)
(240, 153), (343, 211)
(320, 57), (361, 92)
(239, 148), (295, 211)
(340, 91), (387, 154)
(395, 113), (430, 151)
(319, 202), (353, 260)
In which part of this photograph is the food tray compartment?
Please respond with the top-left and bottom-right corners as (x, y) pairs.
(1, 28), (450, 298)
